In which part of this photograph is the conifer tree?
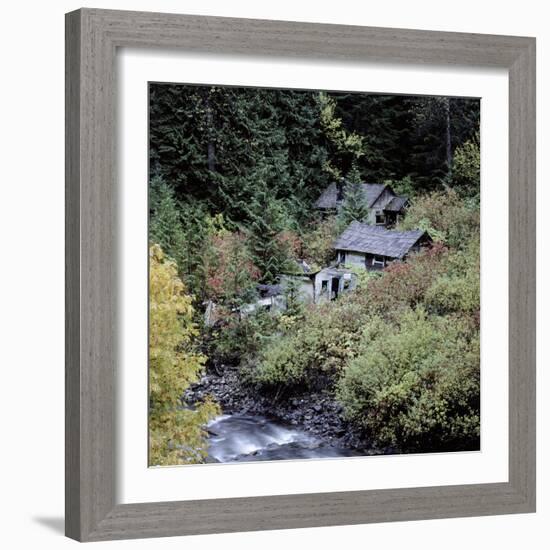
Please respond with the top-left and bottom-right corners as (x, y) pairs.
(338, 164), (370, 229)
(246, 167), (293, 284)
(149, 176), (187, 269)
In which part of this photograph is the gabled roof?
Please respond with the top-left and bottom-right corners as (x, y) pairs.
(333, 221), (429, 259)
(314, 182), (387, 209)
(384, 195), (409, 212)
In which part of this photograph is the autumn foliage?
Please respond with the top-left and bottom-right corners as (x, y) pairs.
(149, 245), (219, 466)
(204, 231), (260, 305)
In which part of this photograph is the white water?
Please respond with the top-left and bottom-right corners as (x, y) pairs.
(206, 414), (359, 463)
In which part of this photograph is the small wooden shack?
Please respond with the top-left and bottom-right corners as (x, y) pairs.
(333, 221), (431, 271)
(280, 266), (358, 305)
(314, 180), (409, 227)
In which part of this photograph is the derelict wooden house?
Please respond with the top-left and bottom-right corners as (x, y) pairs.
(333, 221), (432, 271)
(314, 180), (409, 227)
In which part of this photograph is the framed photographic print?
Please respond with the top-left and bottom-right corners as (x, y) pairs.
(65, 8), (536, 542)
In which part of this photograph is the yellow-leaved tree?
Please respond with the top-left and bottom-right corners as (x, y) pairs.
(149, 244), (220, 466)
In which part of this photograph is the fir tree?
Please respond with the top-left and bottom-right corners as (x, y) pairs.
(149, 176), (187, 269)
(338, 164), (370, 229)
(246, 169), (293, 284)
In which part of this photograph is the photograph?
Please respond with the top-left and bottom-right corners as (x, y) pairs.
(148, 83), (481, 467)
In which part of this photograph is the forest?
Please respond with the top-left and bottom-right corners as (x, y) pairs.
(148, 83), (481, 466)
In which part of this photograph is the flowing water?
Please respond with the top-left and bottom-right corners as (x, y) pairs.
(206, 414), (360, 463)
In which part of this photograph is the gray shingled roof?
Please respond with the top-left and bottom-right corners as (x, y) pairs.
(314, 182), (386, 209)
(333, 221), (428, 259)
(384, 195), (409, 212)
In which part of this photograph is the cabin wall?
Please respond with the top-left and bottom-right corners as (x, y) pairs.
(338, 251), (367, 268)
(337, 250), (396, 271)
(313, 271), (332, 303)
(313, 269), (358, 303)
(370, 188), (395, 225)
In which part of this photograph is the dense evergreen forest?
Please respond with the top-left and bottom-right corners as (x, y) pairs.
(148, 84), (481, 466)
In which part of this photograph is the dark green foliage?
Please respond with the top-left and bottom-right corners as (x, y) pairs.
(205, 307), (280, 368)
(149, 176), (188, 272)
(337, 164), (370, 229)
(407, 96), (480, 190)
(333, 92), (480, 192)
(246, 178), (295, 284)
(150, 84), (330, 226)
(335, 93), (413, 181)
(282, 276), (305, 318)
(318, 92), (365, 178)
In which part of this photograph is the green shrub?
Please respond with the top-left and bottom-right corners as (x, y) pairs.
(452, 132), (480, 198)
(206, 307), (280, 367)
(425, 237), (480, 317)
(336, 308), (480, 452)
(250, 299), (368, 391)
(425, 273), (479, 316)
(398, 188), (479, 249)
(301, 216), (339, 268)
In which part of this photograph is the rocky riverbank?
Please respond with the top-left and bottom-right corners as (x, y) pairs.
(185, 365), (373, 452)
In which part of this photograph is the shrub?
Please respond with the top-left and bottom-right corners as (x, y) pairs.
(425, 236), (480, 318)
(250, 299), (369, 392)
(301, 216), (339, 268)
(452, 132), (480, 198)
(365, 243), (449, 318)
(336, 308), (480, 452)
(204, 230), (260, 306)
(399, 188), (479, 249)
(205, 307), (280, 368)
(425, 273), (479, 316)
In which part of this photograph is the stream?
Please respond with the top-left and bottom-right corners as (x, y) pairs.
(206, 414), (362, 463)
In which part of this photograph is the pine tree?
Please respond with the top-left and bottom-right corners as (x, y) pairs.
(246, 169), (293, 284)
(150, 84), (331, 226)
(338, 164), (370, 229)
(149, 176), (187, 269)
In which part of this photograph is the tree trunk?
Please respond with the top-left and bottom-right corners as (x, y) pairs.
(444, 98), (452, 180)
(204, 91), (216, 173)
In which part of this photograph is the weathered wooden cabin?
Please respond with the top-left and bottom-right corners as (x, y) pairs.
(333, 221), (431, 271)
(280, 266), (358, 305)
(314, 180), (409, 227)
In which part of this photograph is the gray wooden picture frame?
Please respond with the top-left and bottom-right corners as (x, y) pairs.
(65, 8), (536, 542)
